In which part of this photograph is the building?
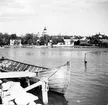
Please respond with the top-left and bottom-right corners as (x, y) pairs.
(36, 32), (40, 37)
(64, 39), (71, 45)
(42, 27), (47, 36)
(64, 38), (74, 46)
(10, 39), (22, 46)
(99, 39), (108, 47)
(79, 37), (89, 45)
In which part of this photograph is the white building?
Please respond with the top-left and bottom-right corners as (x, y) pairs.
(10, 39), (22, 46)
(64, 39), (71, 45)
(64, 38), (74, 46)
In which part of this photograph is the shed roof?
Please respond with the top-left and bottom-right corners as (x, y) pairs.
(100, 39), (108, 43)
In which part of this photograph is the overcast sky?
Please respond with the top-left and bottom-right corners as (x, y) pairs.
(0, 0), (108, 36)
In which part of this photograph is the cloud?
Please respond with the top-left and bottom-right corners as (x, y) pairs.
(1, 0), (108, 20)
(0, 0), (37, 21)
(0, 0), (108, 35)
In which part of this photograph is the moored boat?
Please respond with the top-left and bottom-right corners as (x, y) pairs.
(0, 57), (71, 94)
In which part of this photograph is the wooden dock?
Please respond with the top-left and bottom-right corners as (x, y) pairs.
(0, 72), (49, 105)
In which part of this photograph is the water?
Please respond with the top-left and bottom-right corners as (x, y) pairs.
(0, 47), (108, 105)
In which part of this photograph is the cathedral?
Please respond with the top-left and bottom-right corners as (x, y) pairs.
(42, 27), (47, 36)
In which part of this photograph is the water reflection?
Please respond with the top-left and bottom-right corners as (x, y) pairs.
(48, 91), (68, 105)
(29, 88), (68, 105)
(84, 63), (87, 72)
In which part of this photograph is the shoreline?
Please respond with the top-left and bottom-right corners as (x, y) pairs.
(1, 45), (108, 49)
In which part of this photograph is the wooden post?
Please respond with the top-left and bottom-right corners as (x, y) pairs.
(42, 80), (48, 105)
(26, 78), (30, 86)
(24, 80), (48, 104)
(84, 53), (87, 64)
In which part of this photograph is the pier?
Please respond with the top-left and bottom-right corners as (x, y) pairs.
(0, 72), (49, 105)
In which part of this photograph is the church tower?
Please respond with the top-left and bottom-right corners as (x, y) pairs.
(42, 27), (47, 36)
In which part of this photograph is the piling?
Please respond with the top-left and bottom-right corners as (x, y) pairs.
(25, 79), (48, 105)
(84, 53), (87, 64)
(42, 80), (48, 105)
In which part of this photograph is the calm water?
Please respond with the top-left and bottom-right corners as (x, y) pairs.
(0, 47), (108, 105)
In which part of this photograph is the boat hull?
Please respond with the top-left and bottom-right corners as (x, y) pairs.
(0, 57), (70, 94)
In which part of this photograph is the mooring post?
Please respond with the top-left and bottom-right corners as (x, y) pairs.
(42, 79), (48, 105)
(84, 52), (87, 64)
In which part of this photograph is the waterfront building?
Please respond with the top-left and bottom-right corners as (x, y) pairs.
(48, 40), (52, 46)
(79, 37), (89, 45)
(64, 39), (72, 45)
(64, 37), (74, 46)
(10, 39), (22, 46)
(99, 39), (108, 47)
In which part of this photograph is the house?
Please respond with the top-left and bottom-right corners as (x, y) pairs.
(79, 37), (89, 45)
(64, 39), (71, 45)
(48, 40), (52, 46)
(64, 38), (74, 46)
(99, 39), (108, 47)
(99, 39), (108, 43)
(10, 39), (22, 46)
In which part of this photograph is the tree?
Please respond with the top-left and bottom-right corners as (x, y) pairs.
(0, 33), (3, 46)
(21, 36), (26, 45)
(2, 33), (10, 45)
(51, 36), (58, 45)
(10, 34), (17, 39)
(87, 33), (108, 47)
(23, 33), (33, 45)
(40, 35), (50, 45)
(57, 36), (64, 44)
(74, 40), (80, 45)
(33, 35), (39, 45)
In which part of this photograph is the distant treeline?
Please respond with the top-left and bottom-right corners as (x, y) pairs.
(0, 32), (74, 46)
(87, 33), (108, 47)
(0, 32), (108, 47)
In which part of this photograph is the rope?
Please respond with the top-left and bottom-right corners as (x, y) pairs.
(47, 61), (70, 80)
(48, 68), (59, 80)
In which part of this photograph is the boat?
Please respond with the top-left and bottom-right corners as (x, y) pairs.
(0, 57), (71, 94)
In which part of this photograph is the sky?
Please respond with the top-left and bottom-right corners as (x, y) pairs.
(0, 0), (108, 36)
